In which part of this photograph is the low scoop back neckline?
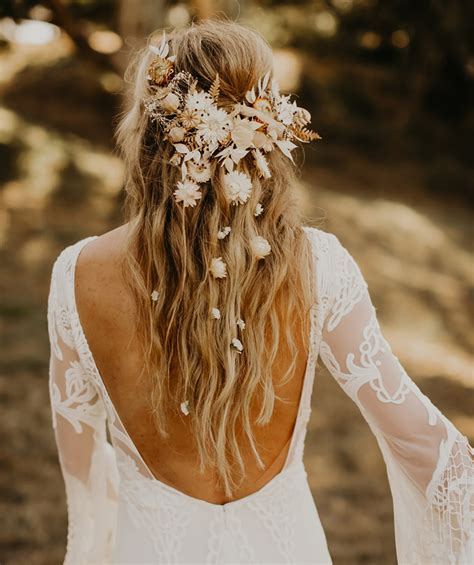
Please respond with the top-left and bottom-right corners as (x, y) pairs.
(68, 232), (318, 509)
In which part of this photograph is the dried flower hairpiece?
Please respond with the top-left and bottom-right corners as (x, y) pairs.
(143, 33), (320, 210)
(143, 34), (321, 387)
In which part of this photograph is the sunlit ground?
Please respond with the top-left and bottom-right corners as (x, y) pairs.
(0, 26), (472, 565)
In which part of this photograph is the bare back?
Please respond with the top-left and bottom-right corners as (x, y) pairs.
(75, 224), (310, 505)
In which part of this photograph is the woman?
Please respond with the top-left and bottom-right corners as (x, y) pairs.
(47, 19), (473, 564)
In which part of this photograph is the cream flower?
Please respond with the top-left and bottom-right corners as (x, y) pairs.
(250, 235), (271, 259)
(223, 170), (252, 205)
(169, 126), (185, 142)
(231, 337), (244, 353)
(151, 290), (159, 302)
(237, 318), (246, 331)
(186, 91), (214, 112)
(180, 400), (190, 416)
(161, 92), (180, 113)
(196, 107), (231, 150)
(211, 308), (221, 319)
(187, 160), (211, 183)
(217, 226), (231, 240)
(210, 257), (227, 279)
(231, 118), (260, 150)
(173, 179), (202, 207)
(254, 203), (264, 217)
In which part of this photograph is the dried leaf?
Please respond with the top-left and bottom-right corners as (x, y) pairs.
(224, 157), (234, 172)
(296, 128), (322, 142)
(254, 149), (271, 178)
(209, 73), (220, 100)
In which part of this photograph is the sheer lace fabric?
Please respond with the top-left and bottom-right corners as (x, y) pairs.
(47, 227), (473, 564)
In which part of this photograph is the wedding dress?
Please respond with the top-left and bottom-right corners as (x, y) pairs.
(47, 226), (473, 564)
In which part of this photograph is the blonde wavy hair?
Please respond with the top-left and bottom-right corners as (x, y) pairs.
(116, 18), (315, 497)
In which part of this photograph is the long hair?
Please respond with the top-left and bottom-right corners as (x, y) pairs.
(115, 18), (315, 497)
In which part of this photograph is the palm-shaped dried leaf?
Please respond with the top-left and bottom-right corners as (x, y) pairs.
(295, 127), (322, 142)
(209, 73), (220, 100)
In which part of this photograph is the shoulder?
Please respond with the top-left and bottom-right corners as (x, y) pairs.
(301, 225), (346, 260)
(73, 224), (129, 303)
(50, 225), (129, 291)
(301, 225), (368, 303)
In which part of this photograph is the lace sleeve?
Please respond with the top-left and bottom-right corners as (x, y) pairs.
(47, 249), (119, 564)
(318, 233), (474, 564)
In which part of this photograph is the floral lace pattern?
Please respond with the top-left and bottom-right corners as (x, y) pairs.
(319, 232), (473, 564)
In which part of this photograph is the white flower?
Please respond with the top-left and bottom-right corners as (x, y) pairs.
(186, 91), (214, 112)
(250, 235), (271, 259)
(169, 126), (185, 142)
(173, 179), (202, 207)
(217, 226), (231, 240)
(237, 318), (246, 331)
(210, 257), (227, 278)
(187, 160), (211, 183)
(254, 203), (264, 217)
(277, 96), (298, 125)
(223, 170), (252, 205)
(151, 290), (159, 301)
(196, 106), (231, 150)
(231, 337), (244, 353)
(211, 308), (221, 319)
(161, 92), (180, 113)
(231, 118), (260, 150)
(180, 400), (190, 416)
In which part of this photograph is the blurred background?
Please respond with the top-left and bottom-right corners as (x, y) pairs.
(0, 0), (472, 563)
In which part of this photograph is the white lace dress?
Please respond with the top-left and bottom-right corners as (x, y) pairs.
(47, 226), (473, 564)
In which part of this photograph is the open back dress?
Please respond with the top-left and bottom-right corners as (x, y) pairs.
(47, 226), (473, 564)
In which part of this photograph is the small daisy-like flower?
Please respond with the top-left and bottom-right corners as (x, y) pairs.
(174, 179), (202, 207)
(186, 91), (214, 112)
(187, 160), (212, 183)
(217, 226), (231, 240)
(210, 257), (227, 279)
(180, 400), (190, 416)
(180, 108), (202, 129)
(255, 203), (264, 217)
(237, 318), (246, 331)
(151, 290), (159, 302)
(231, 337), (244, 353)
(250, 235), (271, 259)
(223, 171), (252, 205)
(196, 106), (232, 150)
(211, 308), (221, 319)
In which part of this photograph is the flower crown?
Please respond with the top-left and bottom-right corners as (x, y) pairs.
(143, 34), (320, 370)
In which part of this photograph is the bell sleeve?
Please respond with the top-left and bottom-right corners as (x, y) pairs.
(47, 249), (119, 564)
(318, 233), (473, 564)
